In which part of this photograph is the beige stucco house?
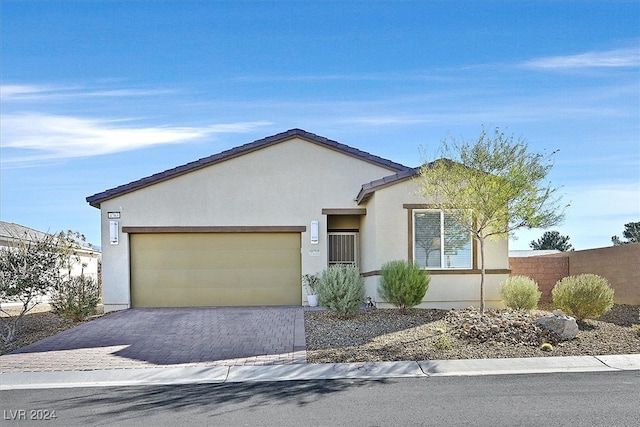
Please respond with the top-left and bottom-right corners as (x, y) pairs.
(87, 129), (509, 313)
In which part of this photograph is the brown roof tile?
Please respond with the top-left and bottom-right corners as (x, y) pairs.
(356, 167), (420, 204)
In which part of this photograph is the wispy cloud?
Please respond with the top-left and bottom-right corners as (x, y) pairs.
(522, 47), (640, 69)
(1, 83), (176, 101)
(231, 71), (453, 83)
(0, 113), (271, 165)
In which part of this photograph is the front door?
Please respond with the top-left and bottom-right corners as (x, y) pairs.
(328, 232), (358, 267)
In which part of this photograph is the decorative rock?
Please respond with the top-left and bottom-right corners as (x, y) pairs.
(536, 313), (579, 340)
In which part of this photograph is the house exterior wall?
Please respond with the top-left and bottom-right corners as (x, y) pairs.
(360, 179), (510, 309)
(99, 137), (396, 311)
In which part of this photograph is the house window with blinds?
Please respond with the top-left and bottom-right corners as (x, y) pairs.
(328, 232), (358, 267)
(413, 210), (471, 269)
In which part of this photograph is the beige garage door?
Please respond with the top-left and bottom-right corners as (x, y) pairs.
(130, 232), (301, 307)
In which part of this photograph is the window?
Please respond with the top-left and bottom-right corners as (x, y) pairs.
(413, 210), (471, 269)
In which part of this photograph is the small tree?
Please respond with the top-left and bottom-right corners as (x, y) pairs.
(418, 126), (565, 312)
(0, 230), (62, 343)
(530, 231), (573, 251)
(612, 221), (640, 246)
(378, 260), (430, 313)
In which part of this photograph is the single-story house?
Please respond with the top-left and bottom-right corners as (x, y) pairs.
(86, 129), (509, 313)
(0, 221), (101, 305)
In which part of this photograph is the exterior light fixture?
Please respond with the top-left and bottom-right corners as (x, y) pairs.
(310, 220), (319, 244)
(109, 220), (119, 245)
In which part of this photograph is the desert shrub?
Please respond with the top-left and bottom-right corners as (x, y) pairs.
(317, 264), (365, 318)
(51, 275), (100, 321)
(551, 274), (614, 321)
(378, 260), (430, 313)
(499, 275), (541, 311)
(540, 342), (553, 352)
(434, 335), (452, 350)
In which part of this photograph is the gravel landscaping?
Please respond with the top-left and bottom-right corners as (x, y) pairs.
(305, 304), (640, 363)
(0, 304), (103, 356)
(2, 304), (639, 362)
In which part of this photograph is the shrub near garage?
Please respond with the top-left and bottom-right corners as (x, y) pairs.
(499, 275), (541, 311)
(552, 274), (614, 321)
(318, 264), (365, 318)
(51, 274), (100, 321)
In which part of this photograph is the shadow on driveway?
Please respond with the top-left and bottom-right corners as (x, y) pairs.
(4, 307), (305, 368)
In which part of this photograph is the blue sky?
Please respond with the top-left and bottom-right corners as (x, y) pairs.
(1, 0), (638, 250)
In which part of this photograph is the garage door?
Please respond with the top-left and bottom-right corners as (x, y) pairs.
(130, 232), (301, 307)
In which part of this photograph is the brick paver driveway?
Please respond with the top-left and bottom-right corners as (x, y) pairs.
(0, 307), (306, 373)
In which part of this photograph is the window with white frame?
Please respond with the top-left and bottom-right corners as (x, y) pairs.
(413, 210), (472, 269)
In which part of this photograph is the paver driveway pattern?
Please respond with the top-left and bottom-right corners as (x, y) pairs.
(0, 307), (306, 373)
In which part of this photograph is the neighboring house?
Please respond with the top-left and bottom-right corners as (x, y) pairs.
(87, 129), (509, 313)
(0, 221), (102, 302)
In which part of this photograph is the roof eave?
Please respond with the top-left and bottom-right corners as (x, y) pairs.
(356, 168), (420, 205)
(86, 128), (413, 209)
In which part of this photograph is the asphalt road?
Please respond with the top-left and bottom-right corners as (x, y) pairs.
(1, 371), (638, 426)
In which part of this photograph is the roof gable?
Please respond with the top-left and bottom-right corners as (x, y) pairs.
(356, 158), (472, 204)
(86, 129), (412, 208)
(356, 167), (420, 204)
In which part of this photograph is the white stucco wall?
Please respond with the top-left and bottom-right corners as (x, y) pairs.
(98, 137), (398, 311)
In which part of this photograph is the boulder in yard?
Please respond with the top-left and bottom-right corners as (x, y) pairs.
(536, 311), (579, 340)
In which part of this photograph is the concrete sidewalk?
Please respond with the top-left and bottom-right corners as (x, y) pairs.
(2, 354), (639, 390)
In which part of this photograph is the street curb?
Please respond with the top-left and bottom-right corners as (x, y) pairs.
(0, 366), (230, 390)
(1, 355), (639, 390)
(418, 355), (623, 376)
(225, 361), (425, 382)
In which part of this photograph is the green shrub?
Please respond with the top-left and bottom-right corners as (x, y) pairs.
(434, 335), (452, 350)
(551, 274), (614, 321)
(317, 264), (365, 318)
(378, 260), (430, 313)
(540, 342), (553, 352)
(51, 275), (100, 322)
(499, 275), (541, 311)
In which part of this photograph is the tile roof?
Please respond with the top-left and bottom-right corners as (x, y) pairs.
(0, 221), (50, 243)
(355, 158), (465, 204)
(86, 128), (412, 208)
(0, 221), (100, 252)
(356, 167), (420, 204)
